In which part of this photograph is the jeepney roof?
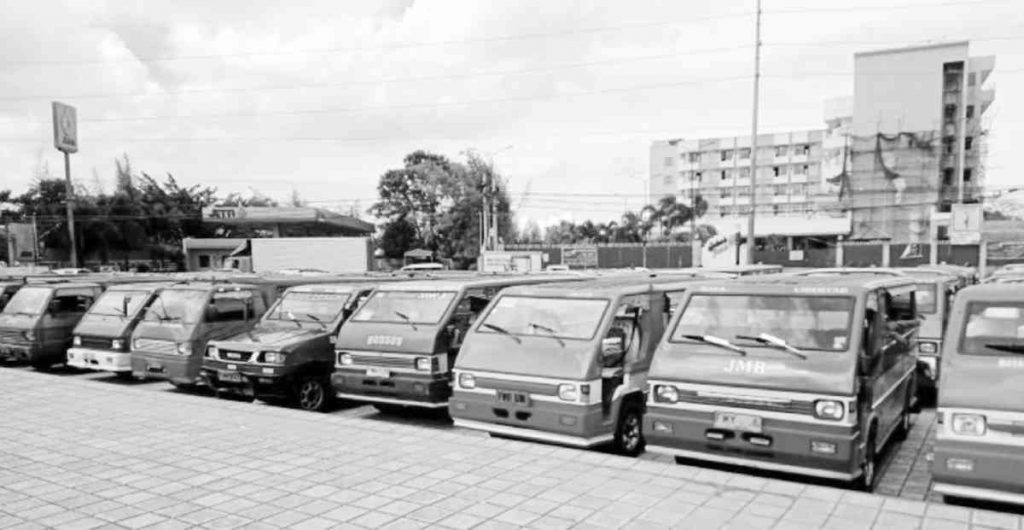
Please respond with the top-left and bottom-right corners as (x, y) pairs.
(790, 267), (907, 277)
(21, 281), (102, 290)
(497, 273), (718, 299)
(283, 282), (365, 294)
(951, 283), (1024, 302)
(104, 282), (174, 293)
(893, 268), (959, 282)
(371, 274), (580, 292)
(163, 281), (259, 292)
(689, 273), (916, 295)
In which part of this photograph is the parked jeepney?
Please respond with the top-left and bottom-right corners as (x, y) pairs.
(130, 281), (278, 387)
(332, 274), (579, 412)
(66, 282), (171, 376)
(932, 284), (1024, 505)
(450, 274), (716, 455)
(0, 281), (104, 369)
(708, 264), (784, 276)
(201, 280), (388, 411)
(644, 274), (920, 490)
(896, 267), (960, 399)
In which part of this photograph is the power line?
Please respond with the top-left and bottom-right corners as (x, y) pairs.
(765, 0), (1009, 15)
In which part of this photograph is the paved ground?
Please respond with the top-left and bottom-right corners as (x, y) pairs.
(2, 368), (1024, 529)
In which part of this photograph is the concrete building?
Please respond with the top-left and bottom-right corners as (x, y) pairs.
(649, 41), (995, 244)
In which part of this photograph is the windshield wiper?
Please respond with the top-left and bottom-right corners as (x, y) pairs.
(286, 311), (303, 328)
(529, 322), (565, 348)
(680, 334), (747, 356)
(306, 313), (327, 330)
(481, 323), (521, 344)
(394, 311), (418, 331)
(984, 343), (1024, 354)
(735, 334), (808, 360)
(152, 298), (177, 321)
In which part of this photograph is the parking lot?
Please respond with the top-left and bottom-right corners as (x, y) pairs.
(3, 366), (1024, 529)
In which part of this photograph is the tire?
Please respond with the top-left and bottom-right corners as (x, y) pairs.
(114, 372), (135, 381)
(858, 427), (878, 492)
(295, 377), (331, 412)
(894, 394), (912, 442)
(30, 361), (54, 372)
(613, 401), (645, 457)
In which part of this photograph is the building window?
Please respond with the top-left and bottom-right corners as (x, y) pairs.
(663, 174), (673, 186)
(721, 149), (733, 161)
(964, 168), (973, 182)
(944, 104), (956, 119)
(663, 157), (673, 168)
(791, 183), (807, 196)
(738, 148), (751, 159)
(198, 255), (211, 268)
(774, 184), (787, 196)
(720, 207), (731, 217)
(968, 72), (976, 87)
(965, 136), (973, 150)
(720, 170), (727, 181)
(737, 168), (750, 179)
(944, 136), (955, 154)
(943, 168), (954, 186)
(800, 144), (811, 156)
(792, 165), (807, 176)
(688, 152), (700, 163)
(694, 171), (703, 182)
(772, 205), (781, 215)
(737, 206), (751, 216)
(774, 145), (788, 157)
(736, 186), (751, 198)
(720, 188), (731, 199)
(966, 105), (975, 119)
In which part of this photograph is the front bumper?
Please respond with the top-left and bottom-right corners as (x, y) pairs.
(131, 352), (202, 385)
(0, 341), (35, 362)
(200, 358), (292, 397)
(933, 439), (1024, 504)
(331, 368), (450, 408)
(643, 405), (861, 481)
(67, 347), (131, 372)
(449, 390), (612, 446)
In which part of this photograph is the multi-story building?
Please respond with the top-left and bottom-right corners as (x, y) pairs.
(649, 41), (995, 244)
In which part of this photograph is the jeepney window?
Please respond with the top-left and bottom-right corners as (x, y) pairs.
(959, 302), (1024, 356)
(1, 287), (51, 315)
(349, 290), (457, 324)
(209, 291), (257, 322)
(672, 294), (855, 352)
(88, 290), (150, 317)
(915, 284), (937, 314)
(145, 289), (209, 323)
(265, 290), (350, 324)
(51, 292), (94, 314)
(478, 296), (610, 340)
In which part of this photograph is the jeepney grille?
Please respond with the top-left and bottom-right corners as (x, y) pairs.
(474, 377), (558, 396)
(219, 350), (253, 362)
(133, 338), (176, 355)
(0, 329), (24, 344)
(80, 337), (110, 349)
(677, 390), (815, 416)
(350, 354), (414, 368)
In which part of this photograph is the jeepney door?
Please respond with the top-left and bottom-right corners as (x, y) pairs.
(600, 296), (649, 415)
(41, 288), (96, 352)
(870, 287), (918, 434)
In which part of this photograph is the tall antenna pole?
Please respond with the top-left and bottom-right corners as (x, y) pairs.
(745, 0), (762, 265)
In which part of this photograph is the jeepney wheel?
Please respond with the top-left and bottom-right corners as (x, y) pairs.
(30, 361), (54, 372)
(859, 428), (877, 492)
(296, 377), (331, 412)
(894, 395), (912, 442)
(614, 402), (645, 457)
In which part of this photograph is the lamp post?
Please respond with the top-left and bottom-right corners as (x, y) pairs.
(639, 207), (652, 269)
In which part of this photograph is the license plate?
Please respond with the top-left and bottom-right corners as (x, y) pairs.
(496, 390), (530, 406)
(218, 370), (243, 383)
(367, 367), (390, 378)
(147, 365), (164, 373)
(226, 364), (237, 370)
(714, 412), (762, 433)
(82, 352), (95, 361)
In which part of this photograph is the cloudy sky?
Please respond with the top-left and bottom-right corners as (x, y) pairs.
(1, 0), (1021, 228)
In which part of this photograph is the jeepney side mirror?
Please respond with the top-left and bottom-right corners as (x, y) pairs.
(121, 297), (131, 317)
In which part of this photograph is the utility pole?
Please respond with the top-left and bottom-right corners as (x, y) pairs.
(745, 0), (762, 266)
(31, 214), (39, 264)
(690, 176), (699, 266)
(64, 151), (77, 268)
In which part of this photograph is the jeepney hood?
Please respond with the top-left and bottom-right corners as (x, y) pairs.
(457, 333), (598, 380)
(0, 313), (37, 332)
(74, 314), (133, 339)
(215, 325), (328, 351)
(940, 355), (1024, 412)
(335, 322), (441, 354)
(132, 321), (195, 343)
(649, 345), (857, 396)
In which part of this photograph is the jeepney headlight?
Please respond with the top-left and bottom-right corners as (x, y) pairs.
(654, 385), (679, 404)
(263, 351), (286, 364)
(111, 339), (124, 351)
(206, 346), (219, 359)
(132, 338), (141, 350)
(23, 330), (35, 341)
(338, 353), (352, 366)
(814, 400), (845, 421)
(458, 373), (476, 389)
(73, 336), (82, 346)
(951, 413), (986, 436)
(415, 357), (434, 372)
(557, 383), (578, 402)
(919, 342), (937, 354)
(176, 342), (192, 356)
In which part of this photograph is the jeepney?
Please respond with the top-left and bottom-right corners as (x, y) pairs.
(201, 281), (386, 411)
(644, 274), (920, 490)
(932, 284), (1024, 505)
(130, 281), (277, 387)
(0, 281), (104, 369)
(332, 274), (579, 412)
(66, 282), (170, 376)
(896, 268), (961, 400)
(450, 274), (716, 455)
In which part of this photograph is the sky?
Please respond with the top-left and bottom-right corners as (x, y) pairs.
(1, 0), (1022, 230)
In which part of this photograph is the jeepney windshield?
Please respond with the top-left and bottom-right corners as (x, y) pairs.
(478, 296), (610, 340)
(672, 294), (855, 352)
(265, 290), (351, 324)
(915, 284), (938, 314)
(959, 302), (1024, 356)
(89, 290), (150, 318)
(1, 287), (51, 316)
(144, 289), (208, 324)
(349, 290), (457, 324)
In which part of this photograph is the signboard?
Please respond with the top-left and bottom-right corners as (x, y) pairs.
(481, 252), (512, 272)
(561, 246), (598, 268)
(52, 101), (78, 153)
(950, 203), (983, 245)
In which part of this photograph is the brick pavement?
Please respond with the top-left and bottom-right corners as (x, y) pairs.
(1, 368), (1021, 530)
